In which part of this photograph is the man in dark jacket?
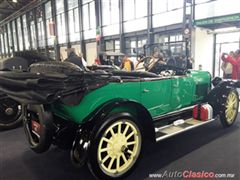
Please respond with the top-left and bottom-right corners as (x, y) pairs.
(65, 48), (86, 70)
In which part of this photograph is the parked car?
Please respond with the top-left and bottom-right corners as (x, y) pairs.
(0, 50), (51, 130)
(0, 58), (239, 179)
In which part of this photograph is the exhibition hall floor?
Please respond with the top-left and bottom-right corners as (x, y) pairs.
(1, 116), (239, 180)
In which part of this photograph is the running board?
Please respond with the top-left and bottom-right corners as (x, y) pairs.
(155, 118), (216, 142)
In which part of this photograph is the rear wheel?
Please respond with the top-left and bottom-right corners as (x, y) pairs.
(0, 97), (22, 130)
(219, 89), (239, 127)
(88, 113), (142, 179)
(23, 105), (54, 153)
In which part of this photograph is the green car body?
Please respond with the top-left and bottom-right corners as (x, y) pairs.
(0, 56), (239, 179)
(52, 70), (211, 124)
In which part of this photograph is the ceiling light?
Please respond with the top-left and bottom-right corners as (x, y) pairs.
(12, 0), (17, 3)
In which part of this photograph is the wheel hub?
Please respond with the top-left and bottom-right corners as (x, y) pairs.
(5, 107), (14, 116)
(108, 134), (127, 157)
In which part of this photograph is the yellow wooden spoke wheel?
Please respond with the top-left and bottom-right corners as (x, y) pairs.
(225, 91), (238, 124)
(97, 119), (142, 177)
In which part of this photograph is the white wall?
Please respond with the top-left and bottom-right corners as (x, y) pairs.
(192, 27), (214, 75)
(60, 46), (68, 61)
(85, 42), (97, 65)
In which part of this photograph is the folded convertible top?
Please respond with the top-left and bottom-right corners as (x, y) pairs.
(0, 70), (113, 105)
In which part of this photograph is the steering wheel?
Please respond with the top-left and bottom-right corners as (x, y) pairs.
(135, 56), (158, 71)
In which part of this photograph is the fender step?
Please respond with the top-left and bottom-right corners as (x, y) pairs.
(155, 118), (216, 142)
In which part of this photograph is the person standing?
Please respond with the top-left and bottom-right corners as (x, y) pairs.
(65, 48), (86, 70)
(235, 50), (240, 80)
(120, 55), (134, 71)
(221, 51), (233, 79)
(221, 51), (238, 80)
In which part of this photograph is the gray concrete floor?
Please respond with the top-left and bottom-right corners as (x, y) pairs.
(0, 116), (240, 180)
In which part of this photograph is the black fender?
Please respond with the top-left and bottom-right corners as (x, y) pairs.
(205, 79), (239, 116)
(70, 99), (155, 167)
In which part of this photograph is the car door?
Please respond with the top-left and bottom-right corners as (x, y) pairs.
(170, 73), (195, 110)
(140, 77), (172, 118)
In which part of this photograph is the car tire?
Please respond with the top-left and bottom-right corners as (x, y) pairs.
(14, 50), (52, 64)
(0, 96), (22, 131)
(87, 113), (142, 179)
(219, 89), (239, 128)
(23, 105), (54, 153)
(30, 61), (82, 74)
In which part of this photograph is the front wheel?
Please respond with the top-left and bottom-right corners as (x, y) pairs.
(219, 89), (239, 127)
(88, 113), (142, 179)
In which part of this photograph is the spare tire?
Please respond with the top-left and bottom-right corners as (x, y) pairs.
(23, 105), (54, 153)
(30, 61), (83, 74)
(14, 50), (52, 64)
(0, 57), (29, 71)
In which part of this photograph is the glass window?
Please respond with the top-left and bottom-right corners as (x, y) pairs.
(0, 33), (5, 55)
(154, 34), (169, 44)
(7, 23), (12, 53)
(22, 15), (30, 50)
(56, 0), (64, 13)
(12, 21), (18, 51)
(82, 0), (96, 39)
(29, 11), (37, 49)
(82, 0), (92, 4)
(4, 27), (8, 54)
(153, 0), (183, 14)
(83, 1), (96, 30)
(68, 0), (78, 9)
(123, 0), (135, 21)
(125, 39), (137, 56)
(154, 33), (185, 57)
(104, 39), (120, 52)
(17, 17), (23, 51)
(36, 7), (45, 47)
(56, 0), (66, 43)
(153, 9), (183, 28)
(168, 0), (183, 11)
(105, 40), (114, 51)
(123, 0), (147, 33)
(153, 0), (167, 14)
(101, 0), (119, 36)
(195, 0), (210, 4)
(102, 0), (119, 26)
(45, 1), (52, 19)
(45, 1), (54, 46)
(125, 37), (147, 57)
(68, 0), (80, 42)
(124, 18), (147, 33)
(115, 40), (120, 52)
(135, 0), (147, 18)
(195, 0), (240, 19)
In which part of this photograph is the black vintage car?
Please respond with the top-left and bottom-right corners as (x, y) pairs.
(0, 51), (51, 130)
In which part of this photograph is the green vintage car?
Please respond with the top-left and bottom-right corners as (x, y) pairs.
(0, 59), (239, 179)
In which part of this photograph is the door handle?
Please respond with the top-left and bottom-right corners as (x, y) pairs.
(143, 89), (150, 93)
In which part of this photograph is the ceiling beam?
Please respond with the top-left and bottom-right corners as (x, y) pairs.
(5, 0), (17, 9)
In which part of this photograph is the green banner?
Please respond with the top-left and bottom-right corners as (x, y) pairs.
(195, 13), (240, 26)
